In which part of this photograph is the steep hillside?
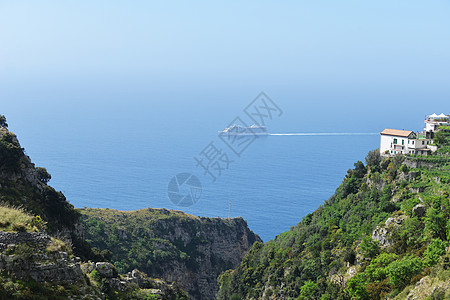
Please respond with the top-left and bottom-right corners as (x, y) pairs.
(80, 207), (261, 300)
(217, 150), (450, 299)
(0, 116), (189, 299)
(0, 124), (83, 249)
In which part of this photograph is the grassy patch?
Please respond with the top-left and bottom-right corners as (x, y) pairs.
(46, 237), (71, 254)
(0, 204), (44, 232)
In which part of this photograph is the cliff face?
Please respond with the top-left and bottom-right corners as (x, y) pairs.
(0, 127), (43, 188)
(80, 208), (262, 300)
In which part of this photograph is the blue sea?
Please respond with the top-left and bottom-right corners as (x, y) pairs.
(3, 90), (431, 242)
(1, 0), (449, 244)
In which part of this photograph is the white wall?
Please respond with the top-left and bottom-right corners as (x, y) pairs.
(380, 135), (409, 155)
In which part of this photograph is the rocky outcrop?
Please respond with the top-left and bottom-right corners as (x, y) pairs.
(372, 213), (407, 249)
(0, 232), (83, 284)
(403, 157), (436, 169)
(154, 217), (260, 299)
(81, 208), (262, 300)
(0, 230), (188, 299)
(0, 127), (44, 190)
(398, 170), (420, 182)
(404, 274), (450, 299)
(412, 204), (426, 217)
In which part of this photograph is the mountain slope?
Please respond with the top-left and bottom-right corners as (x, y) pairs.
(217, 150), (450, 299)
(0, 126), (80, 235)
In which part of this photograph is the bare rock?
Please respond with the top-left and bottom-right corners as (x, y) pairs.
(412, 204), (426, 217)
(372, 213), (407, 249)
(95, 262), (116, 278)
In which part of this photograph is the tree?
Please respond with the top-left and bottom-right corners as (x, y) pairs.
(298, 280), (319, 300)
(424, 238), (446, 266)
(0, 132), (23, 170)
(346, 273), (369, 300)
(353, 161), (367, 178)
(36, 167), (52, 183)
(365, 149), (381, 172)
(360, 236), (379, 258)
(434, 130), (450, 146)
(0, 114), (7, 128)
(425, 207), (447, 241)
(387, 255), (423, 288)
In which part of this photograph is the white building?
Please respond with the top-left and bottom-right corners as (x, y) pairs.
(380, 129), (432, 156)
(424, 113), (450, 132)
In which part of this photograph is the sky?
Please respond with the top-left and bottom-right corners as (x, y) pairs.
(0, 0), (449, 133)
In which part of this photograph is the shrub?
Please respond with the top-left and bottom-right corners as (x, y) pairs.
(36, 167), (51, 183)
(366, 149), (381, 173)
(298, 280), (319, 300)
(424, 239), (447, 267)
(343, 248), (356, 265)
(360, 236), (379, 258)
(0, 132), (23, 171)
(387, 255), (423, 288)
(0, 114), (7, 128)
(346, 273), (369, 299)
(399, 164), (409, 174)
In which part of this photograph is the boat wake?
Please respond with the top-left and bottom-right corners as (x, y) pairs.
(269, 133), (378, 136)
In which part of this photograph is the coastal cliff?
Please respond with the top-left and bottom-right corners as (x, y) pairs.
(80, 208), (261, 299)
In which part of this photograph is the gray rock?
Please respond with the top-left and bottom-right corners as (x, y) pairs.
(95, 262), (115, 278)
(412, 204), (426, 217)
(410, 187), (425, 193)
(372, 214), (407, 248)
(81, 262), (95, 274)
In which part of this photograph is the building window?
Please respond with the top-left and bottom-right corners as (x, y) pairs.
(402, 140), (404, 145)
(422, 141), (425, 145)
(412, 141), (414, 145)
(393, 138), (397, 144)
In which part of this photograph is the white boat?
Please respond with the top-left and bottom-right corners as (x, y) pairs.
(218, 124), (268, 135)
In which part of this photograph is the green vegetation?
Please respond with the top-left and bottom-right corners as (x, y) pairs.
(80, 208), (251, 276)
(36, 167), (51, 183)
(0, 204), (46, 232)
(0, 277), (96, 300)
(80, 208), (203, 274)
(433, 126), (450, 155)
(0, 131), (24, 171)
(217, 150), (450, 299)
(0, 114), (7, 128)
(0, 179), (80, 234)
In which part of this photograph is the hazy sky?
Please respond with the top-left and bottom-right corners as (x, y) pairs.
(1, 1), (449, 131)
